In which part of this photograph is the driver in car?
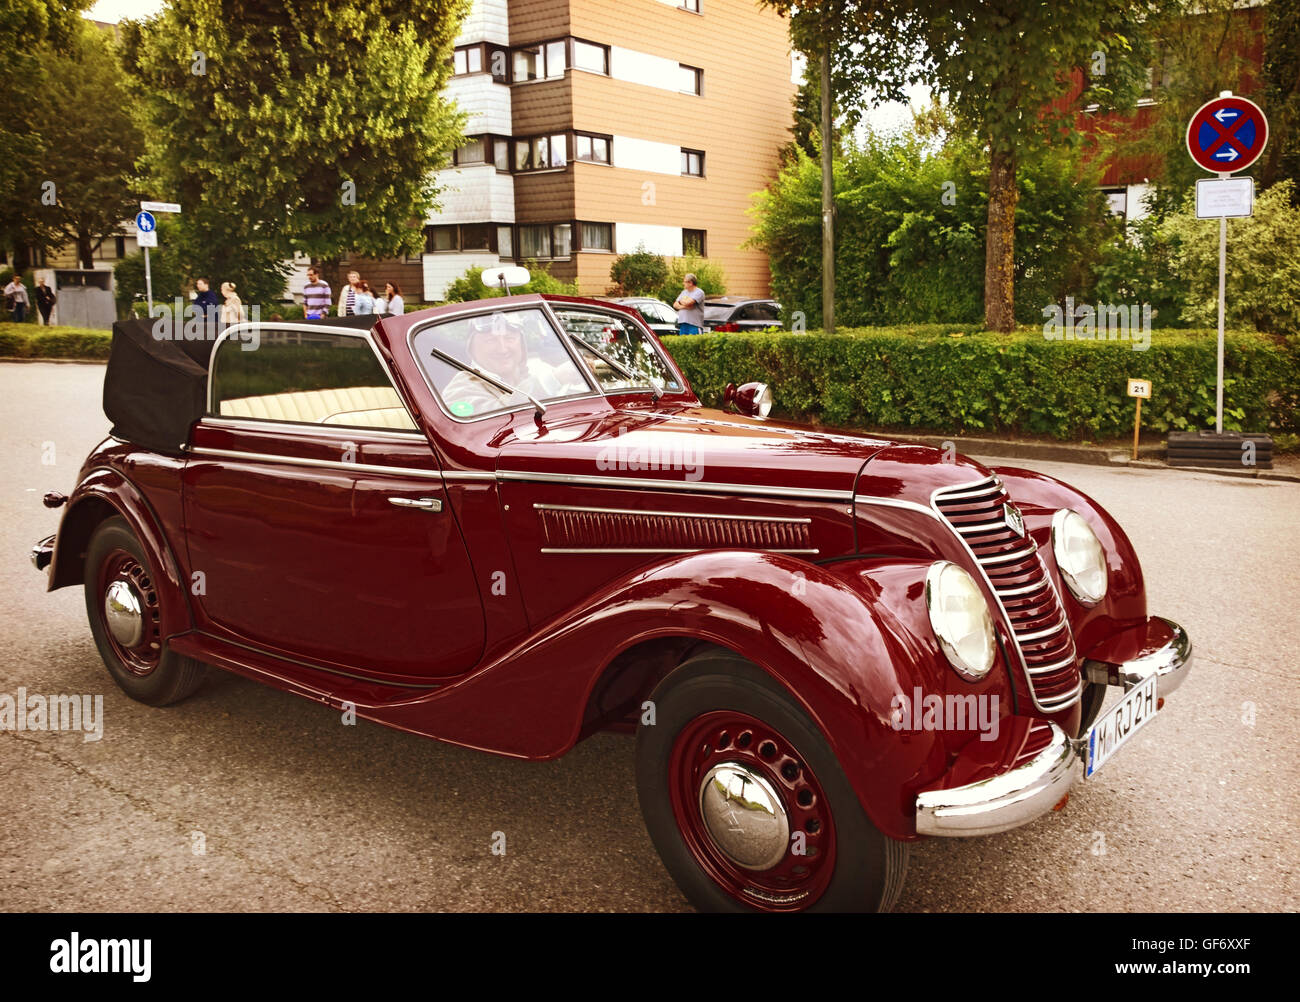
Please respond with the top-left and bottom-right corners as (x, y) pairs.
(443, 311), (584, 414)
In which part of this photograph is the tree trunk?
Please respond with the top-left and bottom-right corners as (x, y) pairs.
(77, 230), (94, 270)
(984, 146), (1017, 333)
(820, 46), (835, 335)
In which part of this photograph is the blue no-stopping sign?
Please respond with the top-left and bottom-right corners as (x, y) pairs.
(1186, 95), (1269, 174)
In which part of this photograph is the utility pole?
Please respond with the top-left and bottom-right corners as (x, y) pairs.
(820, 43), (835, 335)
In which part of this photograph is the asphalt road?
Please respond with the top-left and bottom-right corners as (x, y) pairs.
(1, 361), (1296, 912)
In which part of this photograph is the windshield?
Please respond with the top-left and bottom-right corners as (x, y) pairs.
(412, 307), (593, 418)
(551, 306), (683, 394)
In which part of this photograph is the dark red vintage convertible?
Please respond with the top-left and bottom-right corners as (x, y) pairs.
(32, 291), (1191, 912)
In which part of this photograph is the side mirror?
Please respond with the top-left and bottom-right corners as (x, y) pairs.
(482, 266), (531, 293)
(723, 381), (773, 419)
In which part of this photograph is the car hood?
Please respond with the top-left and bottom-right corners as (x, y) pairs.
(497, 405), (993, 502)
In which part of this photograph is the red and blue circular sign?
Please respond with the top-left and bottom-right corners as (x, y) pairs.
(1186, 95), (1269, 174)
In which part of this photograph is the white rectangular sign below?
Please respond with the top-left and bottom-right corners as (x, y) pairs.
(1196, 177), (1254, 219)
(135, 229), (157, 248)
(140, 201), (182, 213)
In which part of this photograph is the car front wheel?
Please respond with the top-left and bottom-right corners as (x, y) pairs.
(636, 651), (908, 912)
(84, 516), (206, 706)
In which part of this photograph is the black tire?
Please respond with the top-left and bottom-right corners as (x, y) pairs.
(636, 651), (908, 912)
(84, 516), (206, 706)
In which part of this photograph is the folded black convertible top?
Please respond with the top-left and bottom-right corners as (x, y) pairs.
(103, 315), (379, 454)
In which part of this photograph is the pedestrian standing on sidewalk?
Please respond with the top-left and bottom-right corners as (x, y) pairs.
(355, 280), (375, 315)
(220, 281), (245, 326)
(302, 267), (331, 320)
(34, 278), (56, 325)
(672, 273), (706, 336)
(4, 274), (30, 323)
(338, 270), (362, 316)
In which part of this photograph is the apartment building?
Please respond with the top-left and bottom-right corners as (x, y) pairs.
(416, 0), (796, 300)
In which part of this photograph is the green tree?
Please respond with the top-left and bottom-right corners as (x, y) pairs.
(914, 1), (1152, 331)
(658, 256), (727, 307)
(121, 0), (469, 303)
(1161, 179), (1300, 334)
(0, 0), (92, 268)
(609, 246), (669, 296)
(750, 120), (1113, 328)
(758, 1), (920, 333)
(1260, 0), (1300, 194)
(39, 20), (144, 269)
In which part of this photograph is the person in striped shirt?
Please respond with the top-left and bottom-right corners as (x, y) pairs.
(302, 267), (332, 320)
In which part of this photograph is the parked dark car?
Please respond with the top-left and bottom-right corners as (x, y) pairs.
(33, 289), (1191, 912)
(607, 296), (678, 336)
(703, 297), (784, 332)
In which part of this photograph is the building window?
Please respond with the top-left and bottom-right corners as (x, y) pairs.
(454, 137), (487, 166)
(678, 63), (702, 95)
(573, 39), (610, 75)
(683, 229), (706, 256)
(461, 223), (493, 251)
(514, 39), (568, 81)
(681, 0), (701, 11)
(575, 132), (611, 164)
(497, 225), (514, 259)
(1102, 188), (1127, 217)
(493, 138), (509, 172)
(681, 148), (704, 176)
(453, 45), (483, 75)
(487, 44), (509, 82)
(425, 225), (458, 252)
(581, 222), (613, 252)
(518, 223), (573, 260)
(514, 133), (568, 172)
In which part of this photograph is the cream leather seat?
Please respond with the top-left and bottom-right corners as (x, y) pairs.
(220, 386), (418, 431)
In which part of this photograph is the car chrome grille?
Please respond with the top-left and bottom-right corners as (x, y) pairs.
(534, 505), (817, 554)
(932, 476), (1082, 712)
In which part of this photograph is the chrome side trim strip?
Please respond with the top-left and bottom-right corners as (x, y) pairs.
(201, 415), (427, 442)
(534, 503), (812, 524)
(188, 446), (444, 481)
(540, 547), (820, 555)
(501, 469), (854, 502)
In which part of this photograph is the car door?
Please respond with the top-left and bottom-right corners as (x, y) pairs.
(182, 325), (486, 682)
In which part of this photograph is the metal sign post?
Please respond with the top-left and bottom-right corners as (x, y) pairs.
(1185, 91), (1268, 434)
(134, 202), (181, 316)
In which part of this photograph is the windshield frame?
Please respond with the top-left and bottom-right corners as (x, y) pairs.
(407, 300), (602, 424)
(545, 300), (687, 399)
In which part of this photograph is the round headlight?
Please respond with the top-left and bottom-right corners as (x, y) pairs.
(1052, 509), (1108, 604)
(755, 383), (773, 418)
(925, 561), (996, 681)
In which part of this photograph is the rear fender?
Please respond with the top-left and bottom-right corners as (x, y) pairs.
(49, 468), (194, 640)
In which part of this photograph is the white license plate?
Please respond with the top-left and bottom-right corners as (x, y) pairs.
(1085, 675), (1158, 778)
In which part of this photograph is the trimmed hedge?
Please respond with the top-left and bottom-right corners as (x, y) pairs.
(5, 321), (1295, 442)
(661, 327), (1300, 440)
(0, 324), (112, 359)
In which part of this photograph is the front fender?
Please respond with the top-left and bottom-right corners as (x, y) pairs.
(49, 467), (194, 641)
(377, 550), (990, 840)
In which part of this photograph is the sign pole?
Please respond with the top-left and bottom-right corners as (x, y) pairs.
(144, 246), (153, 315)
(1216, 207), (1225, 433)
(1133, 396), (1143, 461)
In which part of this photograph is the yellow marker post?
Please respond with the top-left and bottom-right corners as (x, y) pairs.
(1128, 379), (1152, 460)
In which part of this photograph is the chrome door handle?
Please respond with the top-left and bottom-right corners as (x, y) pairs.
(388, 497), (443, 512)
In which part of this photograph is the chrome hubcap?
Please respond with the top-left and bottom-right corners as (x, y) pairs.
(104, 579), (144, 647)
(698, 762), (790, 871)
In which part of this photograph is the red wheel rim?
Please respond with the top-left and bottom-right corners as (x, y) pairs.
(96, 548), (161, 677)
(668, 710), (836, 911)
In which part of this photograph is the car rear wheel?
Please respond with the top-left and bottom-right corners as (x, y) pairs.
(84, 517), (206, 706)
(636, 651), (908, 912)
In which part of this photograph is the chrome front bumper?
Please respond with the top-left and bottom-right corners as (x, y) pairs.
(916, 617), (1192, 838)
(31, 534), (54, 571)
